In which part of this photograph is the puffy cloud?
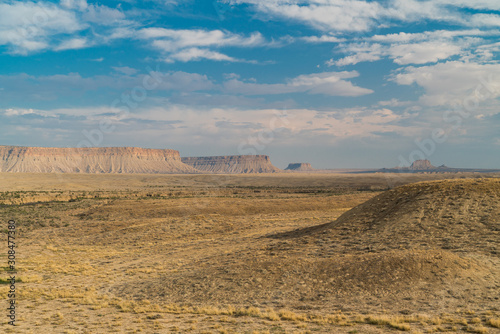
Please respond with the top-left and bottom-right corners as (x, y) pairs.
(302, 35), (345, 43)
(0, 1), (130, 55)
(470, 14), (500, 27)
(330, 43), (383, 66)
(392, 61), (500, 106)
(231, 0), (500, 31)
(0, 1), (83, 54)
(389, 42), (463, 65)
(54, 37), (88, 51)
(140, 28), (265, 62)
(330, 29), (494, 66)
(230, 0), (384, 32)
(164, 47), (238, 63)
(140, 28), (264, 48)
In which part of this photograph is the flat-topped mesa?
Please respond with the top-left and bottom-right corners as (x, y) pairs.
(181, 155), (281, 173)
(0, 146), (198, 174)
(285, 163), (314, 171)
(410, 159), (435, 170)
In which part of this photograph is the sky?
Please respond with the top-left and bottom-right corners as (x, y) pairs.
(1, 0), (500, 169)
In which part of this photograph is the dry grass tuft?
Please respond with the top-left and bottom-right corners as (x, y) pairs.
(487, 318), (500, 328)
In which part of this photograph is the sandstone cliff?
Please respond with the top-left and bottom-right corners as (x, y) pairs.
(0, 146), (198, 174)
(181, 155), (281, 173)
(285, 163), (314, 171)
(410, 159), (435, 170)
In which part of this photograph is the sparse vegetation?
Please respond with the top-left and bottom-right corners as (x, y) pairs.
(0, 173), (498, 333)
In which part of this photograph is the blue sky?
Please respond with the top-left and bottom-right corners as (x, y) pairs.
(1, 0), (500, 168)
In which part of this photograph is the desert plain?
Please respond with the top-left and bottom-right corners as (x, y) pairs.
(0, 172), (499, 334)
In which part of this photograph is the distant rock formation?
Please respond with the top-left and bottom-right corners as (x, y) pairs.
(368, 159), (500, 174)
(181, 155), (281, 173)
(285, 163), (315, 171)
(410, 159), (435, 170)
(0, 146), (198, 174)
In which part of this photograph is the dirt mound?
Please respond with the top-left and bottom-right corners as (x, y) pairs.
(279, 178), (500, 256)
(112, 179), (500, 312)
(0, 146), (198, 174)
(285, 163), (315, 171)
(182, 155), (281, 173)
(98, 177), (500, 316)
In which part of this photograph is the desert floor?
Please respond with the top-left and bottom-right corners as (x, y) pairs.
(0, 172), (499, 334)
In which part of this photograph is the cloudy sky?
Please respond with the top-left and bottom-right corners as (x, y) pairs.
(1, 0), (500, 168)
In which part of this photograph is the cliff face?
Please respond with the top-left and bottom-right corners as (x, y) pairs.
(410, 159), (435, 170)
(181, 155), (281, 173)
(285, 163), (314, 171)
(0, 146), (199, 174)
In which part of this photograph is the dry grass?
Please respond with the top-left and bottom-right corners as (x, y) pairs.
(487, 318), (500, 328)
(0, 173), (498, 333)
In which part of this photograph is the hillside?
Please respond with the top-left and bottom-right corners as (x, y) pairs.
(0, 146), (198, 174)
(182, 155), (281, 173)
(114, 178), (500, 315)
(283, 178), (500, 255)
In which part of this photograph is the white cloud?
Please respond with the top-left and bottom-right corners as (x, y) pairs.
(4, 108), (37, 117)
(392, 61), (500, 106)
(0, 1), (84, 54)
(140, 28), (264, 48)
(377, 99), (413, 107)
(371, 29), (500, 43)
(0, 1), (130, 55)
(2, 104), (410, 147)
(330, 52), (381, 66)
(389, 42), (463, 65)
(54, 37), (88, 51)
(164, 47), (238, 63)
(470, 14), (500, 27)
(330, 29), (494, 66)
(302, 35), (345, 43)
(384, 0), (460, 23)
(60, 0), (88, 11)
(82, 4), (126, 25)
(330, 43), (383, 66)
(224, 71), (373, 96)
(140, 28), (265, 63)
(231, 0), (384, 32)
(112, 66), (138, 76)
(232, 0), (500, 31)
